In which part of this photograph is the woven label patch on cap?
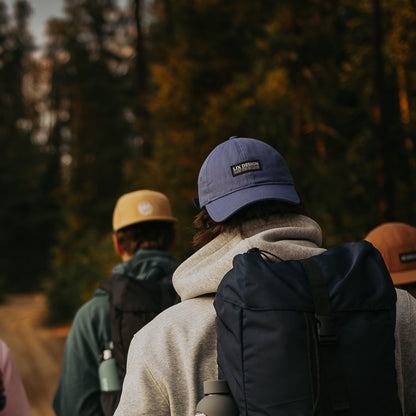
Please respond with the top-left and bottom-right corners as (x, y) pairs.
(231, 160), (262, 177)
(138, 201), (153, 216)
(399, 251), (416, 263)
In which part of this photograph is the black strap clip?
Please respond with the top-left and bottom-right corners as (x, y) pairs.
(315, 314), (337, 345)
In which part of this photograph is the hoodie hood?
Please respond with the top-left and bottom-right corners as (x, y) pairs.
(173, 214), (325, 301)
(112, 248), (179, 281)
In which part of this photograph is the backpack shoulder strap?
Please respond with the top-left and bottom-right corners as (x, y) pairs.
(300, 257), (349, 414)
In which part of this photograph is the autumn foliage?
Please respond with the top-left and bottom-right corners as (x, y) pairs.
(1, 0), (415, 322)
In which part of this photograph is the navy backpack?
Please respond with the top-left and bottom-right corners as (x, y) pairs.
(214, 240), (402, 416)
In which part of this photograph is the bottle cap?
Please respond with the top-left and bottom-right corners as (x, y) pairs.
(102, 349), (113, 360)
(196, 379), (238, 416)
(203, 379), (230, 395)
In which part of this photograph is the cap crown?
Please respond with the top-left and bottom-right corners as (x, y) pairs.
(197, 136), (300, 221)
(365, 222), (416, 285)
(112, 190), (176, 231)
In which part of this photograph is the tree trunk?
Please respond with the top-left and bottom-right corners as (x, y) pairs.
(370, 0), (394, 221)
(133, 0), (148, 115)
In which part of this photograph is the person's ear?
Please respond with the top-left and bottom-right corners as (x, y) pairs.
(112, 233), (124, 257)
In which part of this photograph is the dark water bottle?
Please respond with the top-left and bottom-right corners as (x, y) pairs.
(98, 345), (121, 392)
(195, 379), (239, 416)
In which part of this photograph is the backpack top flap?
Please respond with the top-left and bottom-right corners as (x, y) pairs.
(215, 240), (396, 312)
(101, 273), (176, 312)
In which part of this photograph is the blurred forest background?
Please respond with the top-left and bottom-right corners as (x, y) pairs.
(0, 0), (415, 324)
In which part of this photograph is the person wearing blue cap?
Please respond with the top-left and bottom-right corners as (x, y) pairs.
(114, 137), (416, 416)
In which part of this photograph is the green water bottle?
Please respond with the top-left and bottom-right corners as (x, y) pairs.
(98, 344), (121, 392)
(195, 379), (239, 416)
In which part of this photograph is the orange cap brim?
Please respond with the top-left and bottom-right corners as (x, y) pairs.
(391, 269), (416, 286)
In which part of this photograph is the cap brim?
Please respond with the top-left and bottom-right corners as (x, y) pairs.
(205, 184), (300, 222)
(114, 216), (177, 231)
(390, 269), (416, 286)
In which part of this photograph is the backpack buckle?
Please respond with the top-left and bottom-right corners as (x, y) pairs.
(315, 314), (337, 345)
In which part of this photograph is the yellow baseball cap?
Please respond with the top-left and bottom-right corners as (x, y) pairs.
(112, 190), (177, 232)
(365, 222), (416, 286)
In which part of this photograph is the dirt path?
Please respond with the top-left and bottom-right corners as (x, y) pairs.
(0, 293), (70, 416)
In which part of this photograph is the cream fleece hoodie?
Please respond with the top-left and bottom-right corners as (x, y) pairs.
(114, 214), (416, 416)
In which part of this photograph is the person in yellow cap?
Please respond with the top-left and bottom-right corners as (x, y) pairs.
(365, 222), (416, 297)
(53, 190), (179, 416)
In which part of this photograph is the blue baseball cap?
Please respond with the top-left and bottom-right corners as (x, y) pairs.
(196, 136), (300, 222)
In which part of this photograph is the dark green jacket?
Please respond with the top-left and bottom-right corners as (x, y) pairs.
(53, 249), (179, 416)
